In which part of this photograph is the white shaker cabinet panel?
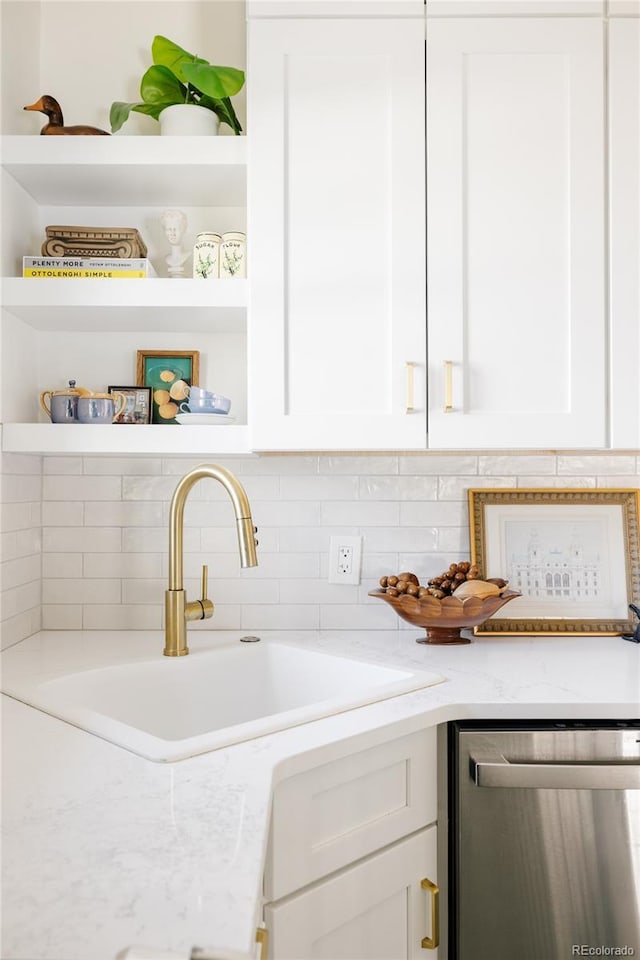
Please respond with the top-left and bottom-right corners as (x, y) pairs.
(248, 18), (426, 450)
(265, 826), (438, 960)
(609, 17), (640, 448)
(426, 18), (606, 449)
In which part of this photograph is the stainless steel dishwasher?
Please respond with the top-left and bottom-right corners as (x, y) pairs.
(446, 721), (640, 960)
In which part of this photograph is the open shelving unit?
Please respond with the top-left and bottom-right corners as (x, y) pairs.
(1, 136), (251, 456)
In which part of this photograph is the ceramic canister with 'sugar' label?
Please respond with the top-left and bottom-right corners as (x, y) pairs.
(193, 232), (221, 279)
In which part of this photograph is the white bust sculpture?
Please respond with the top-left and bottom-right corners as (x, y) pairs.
(161, 209), (190, 278)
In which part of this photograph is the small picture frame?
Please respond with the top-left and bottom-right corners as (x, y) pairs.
(108, 386), (152, 425)
(468, 487), (640, 636)
(136, 350), (200, 424)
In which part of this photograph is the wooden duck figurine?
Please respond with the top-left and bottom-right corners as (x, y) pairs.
(23, 95), (110, 135)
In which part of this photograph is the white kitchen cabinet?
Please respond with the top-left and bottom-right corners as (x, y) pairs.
(426, 17), (606, 449)
(263, 728), (439, 960)
(265, 827), (438, 960)
(247, 17), (427, 450)
(608, 14), (640, 448)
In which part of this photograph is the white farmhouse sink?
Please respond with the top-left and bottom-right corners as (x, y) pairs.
(1, 635), (444, 761)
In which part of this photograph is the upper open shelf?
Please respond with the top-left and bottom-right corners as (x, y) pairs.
(1, 135), (247, 207)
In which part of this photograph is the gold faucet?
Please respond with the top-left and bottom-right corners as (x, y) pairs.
(164, 464), (258, 657)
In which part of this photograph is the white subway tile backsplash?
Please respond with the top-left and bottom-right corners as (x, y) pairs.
(251, 501), (321, 527)
(236, 455), (319, 475)
(437, 527), (471, 553)
(44, 527), (122, 553)
(43, 553), (84, 579)
(359, 476), (438, 501)
(437, 475), (516, 500)
(1, 580), (41, 619)
(240, 553), (321, 579)
(43, 476), (121, 501)
(1, 608), (41, 648)
(42, 501), (85, 527)
(321, 501), (400, 527)
(82, 604), (162, 630)
(557, 455), (637, 475)
(83, 553), (162, 580)
(43, 579), (121, 605)
(121, 578), (165, 605)
(281, 476), (359, 501)
(277, 526), (357, 553)
(399, 501), (466, 526)
(1, 453), (42, 475)
(596, 476), (640, 488)
(43, 457), (83, 475)
(364, 527), (438, 553)
(84, 457), (162, 476)
(1, 555), (40, 590)
(122, 526), (199, 554)
(516, 476), (597, 488)
(1, 502), (39, 533)
(3, 451), (638, 641)
(1, 475), (41, 503)
(279, 579), (360, 605)
(399, 454), (478, 475)
(478, 455), (556, 475)
(321, 456), (399, 475)
(123, 476), (183, 501)
(84, 501), (164, 527)
(42, 605), (83, 630)
(241, 604), (320, 630)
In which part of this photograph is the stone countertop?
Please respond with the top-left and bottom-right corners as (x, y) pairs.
(2, 629), (638, 960)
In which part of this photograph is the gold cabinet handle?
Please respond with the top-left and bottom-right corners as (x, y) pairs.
(256, 927), (269, 960)
(406, 361), (415, 414)
(444, 360), (453, 413)
(421, 877), (440, 949)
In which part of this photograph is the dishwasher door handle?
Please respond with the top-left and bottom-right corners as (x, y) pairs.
(471, 757), (640, 790)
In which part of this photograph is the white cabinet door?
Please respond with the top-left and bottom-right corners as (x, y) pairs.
(609, 16), (640, 448)
(426, 18), (606, 449)
(248, 18), (426, 450)
(265, 826), (438, 960)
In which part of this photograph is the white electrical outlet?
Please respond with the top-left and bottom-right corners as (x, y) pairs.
(328, 535), (362, 585)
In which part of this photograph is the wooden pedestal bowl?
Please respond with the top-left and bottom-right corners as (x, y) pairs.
(368, 588), (522, 644)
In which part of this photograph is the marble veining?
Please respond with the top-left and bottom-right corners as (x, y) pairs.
(2, 628), (639, 960)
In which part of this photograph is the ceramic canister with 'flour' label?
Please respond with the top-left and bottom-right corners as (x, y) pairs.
(220, 232), (246, 278)
(193, 232), (221, 279)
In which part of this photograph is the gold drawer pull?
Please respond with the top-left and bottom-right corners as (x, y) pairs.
(406, 361), (416, 414)
(256, 927), (269, 960)
(421, 877), (440, 949)
(444, 360), (453, 413)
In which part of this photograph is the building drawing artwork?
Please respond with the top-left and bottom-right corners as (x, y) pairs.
(508, 526), (602, 601)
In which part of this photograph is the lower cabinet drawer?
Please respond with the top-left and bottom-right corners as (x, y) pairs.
(264, 824), (439, 960)
(264, 726), (437, 901)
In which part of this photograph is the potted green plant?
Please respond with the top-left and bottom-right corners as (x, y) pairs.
(110, 35), (245, 136)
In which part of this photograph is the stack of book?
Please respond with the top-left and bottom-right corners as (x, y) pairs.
(22, 257), (157, 279)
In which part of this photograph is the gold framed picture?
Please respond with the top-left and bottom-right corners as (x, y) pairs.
(136, 350), (200, 424)
(468, 488), (640, 635)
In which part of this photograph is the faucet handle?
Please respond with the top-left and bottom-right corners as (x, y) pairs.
(185, 564), (214, 622)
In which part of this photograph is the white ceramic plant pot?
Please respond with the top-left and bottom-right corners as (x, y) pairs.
(158, 105), (220, 136)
